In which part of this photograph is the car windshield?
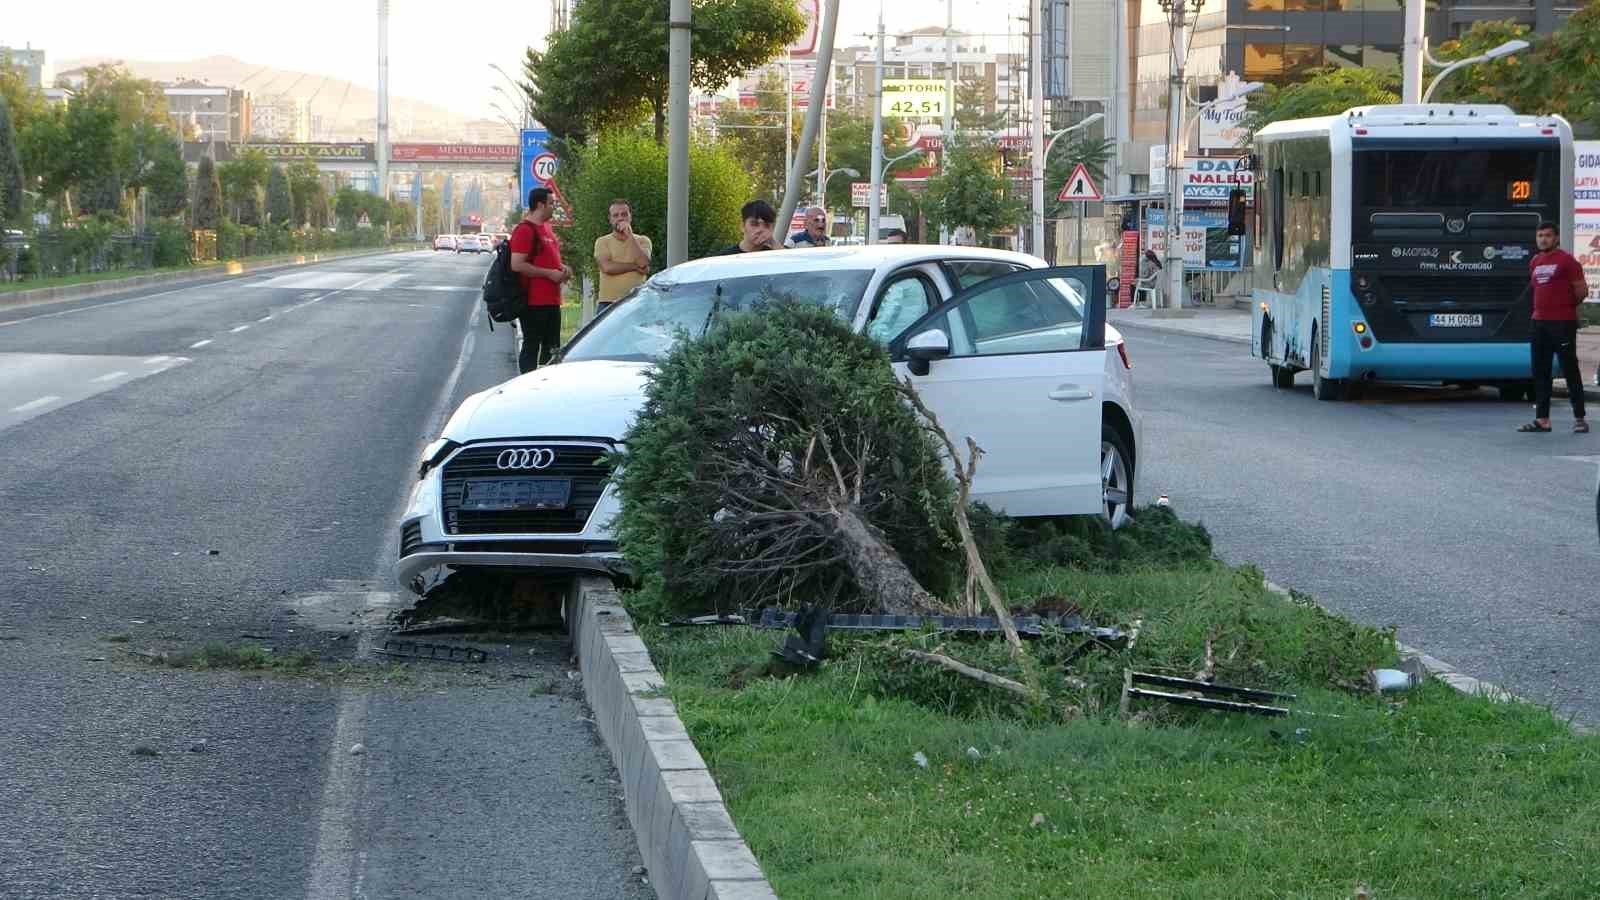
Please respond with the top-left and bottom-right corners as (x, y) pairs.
(562, 269), (875, 363)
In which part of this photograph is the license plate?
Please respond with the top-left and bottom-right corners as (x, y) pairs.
(460, 478), (572, 511)
(1429, 313), (1483, 327)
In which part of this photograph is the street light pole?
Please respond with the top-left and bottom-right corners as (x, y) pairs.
(1159, 0), (1200, 313)
(1029, 0), (1046, 259)
(868, 9), (886, 245)
(941, 0), (954, 245)
(377, 0), (390, 203)
(667, 0), (691, 266)
(1422, 39), (1530, 102)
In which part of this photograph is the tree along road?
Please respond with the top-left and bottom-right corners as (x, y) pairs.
(1125, 325), (1599, 724)
(0, 252), (652, 899)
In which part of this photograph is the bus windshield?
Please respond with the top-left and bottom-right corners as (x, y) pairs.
(1355, 147), (1558, 212)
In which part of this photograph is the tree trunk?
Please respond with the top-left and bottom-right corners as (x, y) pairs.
(830, 502), (948, 616)
(653, 93), (666, 146)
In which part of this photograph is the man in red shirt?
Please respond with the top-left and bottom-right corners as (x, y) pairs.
(509, 187), (572, 373)
(1519, 222), (1590, 433)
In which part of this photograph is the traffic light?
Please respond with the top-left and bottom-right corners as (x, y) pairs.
(1226, 188), (1247, 237)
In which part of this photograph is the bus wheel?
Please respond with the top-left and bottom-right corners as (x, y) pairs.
(1498, 384), (1532, 402)
(1270, 364), (1296, 389)
(1311, 329), (1346, 402)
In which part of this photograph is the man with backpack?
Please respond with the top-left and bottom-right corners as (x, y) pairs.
(508, 187), (571, 373)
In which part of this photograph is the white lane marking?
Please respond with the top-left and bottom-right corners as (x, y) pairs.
(190, 339), (212, 349)
(10, 395), (60, 413)
(306, 297), (482, 900)
(144, 356), (172, 365)
(91, 370), (128, 383)
(230, 325), (250, 333)
(257, 315), (274, 323)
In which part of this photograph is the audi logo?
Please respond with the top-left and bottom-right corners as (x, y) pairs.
(496, 448), (557, 470)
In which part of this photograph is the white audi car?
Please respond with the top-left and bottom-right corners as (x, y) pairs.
(397, 246), (1142, 587)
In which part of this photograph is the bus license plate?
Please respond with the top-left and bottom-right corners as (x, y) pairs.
(1429, 314), (1482, 328)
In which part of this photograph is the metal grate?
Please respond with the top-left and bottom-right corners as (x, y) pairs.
(400, 521), (423, 557)
(440, 444), (611, 535)
(1320, 285), (1330, 365)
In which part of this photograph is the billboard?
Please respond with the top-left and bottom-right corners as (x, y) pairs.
(391, 143), (517, 163)
(1576, 140), (1600, 303)
(1144, 208), (1247, 271)
(881, 80), (949, 119)
(851, 182), (887, 208)
(1198, 98), (1249, 150)
(787, 0), (820, 55)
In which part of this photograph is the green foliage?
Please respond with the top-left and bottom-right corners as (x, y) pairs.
(565, 130), (751, 269)
(76, 169), (125, 219)
(970, 503), (1214, 578)
(1045, 132), (1114, 216)
(614, 303), (961, 617)
(0, 54), (46, 134)
(286, 160), (329, 228)
(1243, 66), (1400, 134)
(819, 107), (918, 214)
(954, 76), (1004, 131)
(266, 164), (292, 226)
(142, 135), (188, 219)
(149, 218), (193, 268)
(218, 148), (269, 225)
(1435, 8), (1600, 132)
(192, 155), (222, 230)
(922, 135), (1023, 239)
(0, 96), (22, 224)
(526, 0), (805, 142)
(712, 69), (793, 203)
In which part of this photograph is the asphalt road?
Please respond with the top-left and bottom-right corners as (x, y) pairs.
(0, 251), (652, 899)
(1123, 324), (1600, 724)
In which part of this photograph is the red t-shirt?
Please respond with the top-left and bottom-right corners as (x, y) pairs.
(511, 220), (563, 307)
(1529, 249), (1586, 321)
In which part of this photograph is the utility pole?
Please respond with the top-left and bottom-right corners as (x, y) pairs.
(867, 10), (886, 245)
(785, 51), (794, 193)
(667, 0), (691, 266)
(940, 0), (954, 244)
(1160, 0), (1198, 312)
(1029, 0), (1045, 259)
(1403, 0), (1424, 103)
(377, 0), (390, 203)
(777, 0), (841, 238)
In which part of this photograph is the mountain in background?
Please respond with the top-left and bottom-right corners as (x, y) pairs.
(55, 54), (503, 143)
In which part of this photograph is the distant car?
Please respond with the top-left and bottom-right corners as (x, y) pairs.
(455, 235), (483, 254)
(476, 235), (494, 253)
(433, 234), (456, 252)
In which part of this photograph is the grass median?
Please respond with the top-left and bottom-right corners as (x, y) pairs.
(639, 509), (1600, 899)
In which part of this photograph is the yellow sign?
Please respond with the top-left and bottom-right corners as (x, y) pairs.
(881, 80), (948, 118)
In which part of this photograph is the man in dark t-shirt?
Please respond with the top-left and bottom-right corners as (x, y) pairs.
(713, 199), (781, 256)
(1518, 221), (1590, 433)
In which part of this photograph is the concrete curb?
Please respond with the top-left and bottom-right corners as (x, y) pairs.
(567, 576), (779, 900)
(0, 246), (419, 311)
(1113, 316), (1600, 401)
(1264, 579), (1592, 734)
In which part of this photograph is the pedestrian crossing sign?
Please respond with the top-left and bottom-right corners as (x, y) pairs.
(1057, 164), (1102, 202)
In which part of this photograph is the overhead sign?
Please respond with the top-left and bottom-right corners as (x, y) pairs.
(181, 142), (374, 164)
(1577, 141), (1600, 303)
(1198, 98), (1250, 151)
(787, 0), (820, 55)
(1057, 164), (1102, 202)
(881, 80), (948, 119)
(391, 143), (517, 163)
(851, 182), (888, 208)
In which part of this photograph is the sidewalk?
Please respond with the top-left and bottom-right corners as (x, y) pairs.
(1108, 305), (1600, 401)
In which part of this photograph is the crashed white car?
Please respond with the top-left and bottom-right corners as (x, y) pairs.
(397, 246), (1142, 587)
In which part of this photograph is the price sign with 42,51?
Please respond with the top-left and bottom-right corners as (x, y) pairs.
(881, 80), (949, 119)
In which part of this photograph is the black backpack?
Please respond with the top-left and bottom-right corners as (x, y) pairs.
(481, 223), (539, 328)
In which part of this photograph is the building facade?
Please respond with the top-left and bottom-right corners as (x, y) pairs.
(250, 94), (311, 142)
(164, 81), (252, 144)
(0, 45), (46, 88)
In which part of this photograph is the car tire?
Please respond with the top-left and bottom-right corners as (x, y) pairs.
(1101, 424), (1134, 530)
(1310, 327), (1345, 402)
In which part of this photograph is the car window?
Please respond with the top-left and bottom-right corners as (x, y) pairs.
(865, 273), (938, 344)
(945, 260), (1024, 290)
(914, 275), (1091, 358)
(562, 269), (875, 363)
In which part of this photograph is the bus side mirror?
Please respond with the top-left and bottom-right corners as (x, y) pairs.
(1227, 188), (1247, 237)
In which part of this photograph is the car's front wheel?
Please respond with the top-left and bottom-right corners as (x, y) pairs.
(1101, 424), (1133, 529)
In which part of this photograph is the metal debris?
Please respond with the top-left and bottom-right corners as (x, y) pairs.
(756, 608), (1128, 644)
(373, 639), (488, 663)
(1120, 670), (1298, 718)
(663, 613), (748, 627)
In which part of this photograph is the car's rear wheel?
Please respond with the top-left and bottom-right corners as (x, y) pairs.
(1311, 327), (1346, 402)
(1101, 425), (1133, 530)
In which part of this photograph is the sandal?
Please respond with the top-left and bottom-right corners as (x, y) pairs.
(1516, 421), (1551, 433)
(1576, 420), (1590, 434)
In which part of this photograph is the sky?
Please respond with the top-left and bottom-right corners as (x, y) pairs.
(5, 0), (1026, 124)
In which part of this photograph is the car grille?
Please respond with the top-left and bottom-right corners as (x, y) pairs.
(440, 443), (611, 535)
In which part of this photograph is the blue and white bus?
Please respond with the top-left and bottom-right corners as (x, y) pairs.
(1251, 104), (1575, 401)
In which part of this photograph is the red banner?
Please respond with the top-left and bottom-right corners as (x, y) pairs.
(1119, 230), (1139, 308)
(389, 143), (518, 163)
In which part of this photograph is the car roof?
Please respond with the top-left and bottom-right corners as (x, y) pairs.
(656, 245), (1046, 283)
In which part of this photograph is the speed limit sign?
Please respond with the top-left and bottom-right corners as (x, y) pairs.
(531, 152), (558, 185)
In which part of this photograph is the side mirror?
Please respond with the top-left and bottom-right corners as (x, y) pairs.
(905, 328), (951, 376)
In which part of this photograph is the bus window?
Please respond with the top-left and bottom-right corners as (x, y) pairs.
(1273, 169), (1285, 271)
